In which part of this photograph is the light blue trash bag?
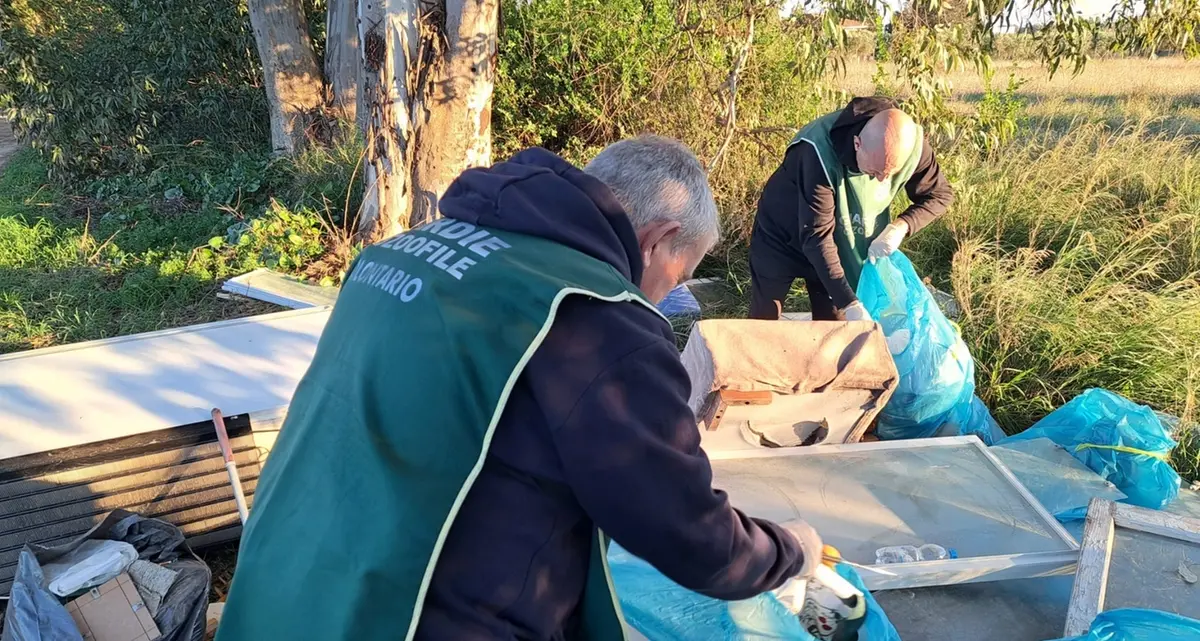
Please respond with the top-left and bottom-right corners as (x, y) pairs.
(608, 543), (900, 641)
(856, 252), (1002, 444)
(1000, 389), (1180, 510)
(1056, 609), (1200, 641)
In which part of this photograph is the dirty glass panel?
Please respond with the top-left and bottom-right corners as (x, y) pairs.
(710, 443), (1072, 566)
(1105, 528), (1200, 618)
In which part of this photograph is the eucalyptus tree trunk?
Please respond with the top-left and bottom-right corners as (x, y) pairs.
(354, 0), (499, 239)
(247, 0), (325, 155)
(325, 0), (362, 124)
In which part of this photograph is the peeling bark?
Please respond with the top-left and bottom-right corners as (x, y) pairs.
(356, 0), (498, 238)
(248, 0), (325, 155)
(326, 0), (362, 124)
(409, 0), (499, 227)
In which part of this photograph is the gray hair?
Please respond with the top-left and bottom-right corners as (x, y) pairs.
(584, 135), (720, 251)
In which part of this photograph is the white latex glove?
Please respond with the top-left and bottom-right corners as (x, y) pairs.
(839, 301), (872, 323)
(779, 519), (824, 580)
(868, 220), (909, 260)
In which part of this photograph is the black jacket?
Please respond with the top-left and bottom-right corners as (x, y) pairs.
(755, 97), (954, 308)
(418, 148), (807, 640)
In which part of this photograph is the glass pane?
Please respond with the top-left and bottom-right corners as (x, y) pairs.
(710, 443), (1072, 566)
(1105, 528), (1200, 618)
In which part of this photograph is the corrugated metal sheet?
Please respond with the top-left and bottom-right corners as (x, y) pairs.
(0, 414), (265, 596)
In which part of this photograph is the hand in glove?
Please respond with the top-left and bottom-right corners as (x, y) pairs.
(838, 301), (872, 323)
(868, 220), (909, 260)
(779, 519), (825, 580)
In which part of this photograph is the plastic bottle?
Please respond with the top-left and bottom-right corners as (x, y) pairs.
(915, 543), (948, 561)
(875, 544), (949, 564)
(874, 546), (917, 564)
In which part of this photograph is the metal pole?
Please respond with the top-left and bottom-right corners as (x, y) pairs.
(211, 408), (250, 525)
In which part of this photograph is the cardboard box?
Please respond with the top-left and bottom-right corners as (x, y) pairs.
(67, 572), (161, 641)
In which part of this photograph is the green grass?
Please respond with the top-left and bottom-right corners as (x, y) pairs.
(0, 149), (277, 351)
(0, 136), (364, 354)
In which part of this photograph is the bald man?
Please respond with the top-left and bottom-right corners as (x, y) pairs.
(749, 97), (953, 321)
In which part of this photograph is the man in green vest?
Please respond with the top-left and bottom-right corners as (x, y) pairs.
(217, 136), (825, 641)
(748, 97), (955, 321)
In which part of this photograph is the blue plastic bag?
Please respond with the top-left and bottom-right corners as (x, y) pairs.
(1000, 389), (1180, 510)
(658, 284), (701, 321)
(856, 252), (1002, 444)
(609, 544), (900, 641)
(1056, 609), (1200, 641)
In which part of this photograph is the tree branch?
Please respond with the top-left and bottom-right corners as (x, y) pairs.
(709, 11), (755, 172)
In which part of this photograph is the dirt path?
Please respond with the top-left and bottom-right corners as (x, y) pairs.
(0, 119), (19, 173)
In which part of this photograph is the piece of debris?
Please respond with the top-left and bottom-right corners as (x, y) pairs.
(127, 559), (178, 616)
(1179, 561), (1197, 584)
(67, 573), (161, 641)
(206, 602), (226, 640)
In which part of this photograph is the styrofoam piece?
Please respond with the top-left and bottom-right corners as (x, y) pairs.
(0, 307), (330, 459)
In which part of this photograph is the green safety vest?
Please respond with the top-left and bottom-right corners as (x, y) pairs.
(216, 218), (660, 641)
(789, 111), (923, 288)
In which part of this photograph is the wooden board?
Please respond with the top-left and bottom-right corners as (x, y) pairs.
(0, 308), (328, 460)
(708, 437), (1079, 591)
(1065, 498), (1200, 636)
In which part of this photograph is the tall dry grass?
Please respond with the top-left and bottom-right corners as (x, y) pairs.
(901, 121), (1200, 474)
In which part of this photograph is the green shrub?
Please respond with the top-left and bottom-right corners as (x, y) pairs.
(493, 0), (679, 159)
(0, 0), (267, 180)
(495, 0), (849, 243)
(213, 201), (328, 273)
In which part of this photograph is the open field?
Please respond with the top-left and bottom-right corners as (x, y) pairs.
(843, 56), (1200, 135)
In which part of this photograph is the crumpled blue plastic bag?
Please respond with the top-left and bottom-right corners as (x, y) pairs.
(1000, 389), (1180, 510)
(856, 252), (1002, 444)
(1056, 609), (1200, 641)
(609, 543), (900, 641)
(659, 284), (702, 321)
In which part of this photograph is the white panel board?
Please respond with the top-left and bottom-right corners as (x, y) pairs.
(222, 268), (338, 309)
(0, 307), (329, 459)
(709, 437), (1079, 590)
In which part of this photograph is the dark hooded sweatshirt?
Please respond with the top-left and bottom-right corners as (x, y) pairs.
(754, 96), (954, 309)
(415, 148), (806, 640)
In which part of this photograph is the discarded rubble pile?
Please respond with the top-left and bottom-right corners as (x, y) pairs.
(1, 511), (211, 641)
(617, 315), (1199, 641)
